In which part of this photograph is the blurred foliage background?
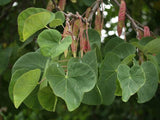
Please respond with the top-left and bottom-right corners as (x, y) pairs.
(0, 0), (160, 120)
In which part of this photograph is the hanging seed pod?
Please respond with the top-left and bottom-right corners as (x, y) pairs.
(71, 20), (80, 57)
(94, 8), (102, 35)
(58, 0), (66, 11)
(137, 30), (144, 40)
(144, 26), (151, 37)
(72, 19), (80, 36)
(117, 0), (126, 36)
(79, 18), (85, 58)
(85, 22), (91, 52)
(85, 7), (91, 18)
(46, 0), (54, 11)
(62, 21), (71, 58)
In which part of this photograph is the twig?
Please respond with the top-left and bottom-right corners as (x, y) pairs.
(52, 0), (60, 11)
(112, 0), (156, 37)
(38, 78), (46, 84)
(88, 0), (101, 23)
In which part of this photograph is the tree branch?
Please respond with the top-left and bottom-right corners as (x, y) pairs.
(112, 0), (156, 37)
(87, 0), (101, 23)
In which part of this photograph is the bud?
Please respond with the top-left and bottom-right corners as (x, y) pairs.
(58, 0), (66, 11)
(117, 0), (126, 36)
(46, 0), (54, 11)
(144, 26), (151, 37)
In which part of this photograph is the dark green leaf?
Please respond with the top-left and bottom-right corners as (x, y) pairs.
(137, 62), (159, 103)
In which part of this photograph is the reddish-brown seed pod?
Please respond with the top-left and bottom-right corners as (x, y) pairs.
(58, 0), (66, 11)
(144, 26), (151, 37)
(94, 9), (102, 35)
(117, 0), (126, 36)
(79, 18), (85, 57)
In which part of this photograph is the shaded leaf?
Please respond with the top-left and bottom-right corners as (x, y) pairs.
(38, 86), (56, 111)
(137, 62), (159, 103)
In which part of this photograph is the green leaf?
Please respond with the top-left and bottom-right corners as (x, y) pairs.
(49, 11), (65, 28)
(103, 37), (124, 53)
(82, 50), (101, 105)
(88, 29), (101, 49)
(0, 0), (11, 6)
(12, 51), (48, 73)
(112, 43), (136, 59)
(23, 86), (42, 110)
(98, 52), (121, 105)
(9, 69), (29, 101)
(82, 50), (98, 76)
(37, 29), (72, 58)
(38, 86), (56, 112)
(115, 80), (122, 96)
(139, 37), (154, 45)
(143, 38), (160, 54)
(121, 54), (136, 65)
(13, 69), (41, 108)
(46, 62), (96, 111)
(82, 86), (102, 105)
(18, 7), (55, 41)
(137, 62), (159, 103)
(117, 64), (145, 102)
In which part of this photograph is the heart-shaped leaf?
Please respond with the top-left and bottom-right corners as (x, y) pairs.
(137, 62), (159, 103)
(13, 69), (41, 108)
(46, 62), (96, 111)
(18, 7), (55, 41)
(37, 29), (72, 58)
(98, 52), (121, 105)
(117, 64), (145, 102)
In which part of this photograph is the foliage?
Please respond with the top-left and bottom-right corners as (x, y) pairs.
(1, 0), (160, 119)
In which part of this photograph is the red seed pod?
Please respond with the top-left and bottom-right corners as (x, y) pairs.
(117, 0), (126, 36)
(94, 8), (102, 35)
(144, 26), (151, 37)
(46, 0), (54, 11)
(58, 0), (66, 11)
